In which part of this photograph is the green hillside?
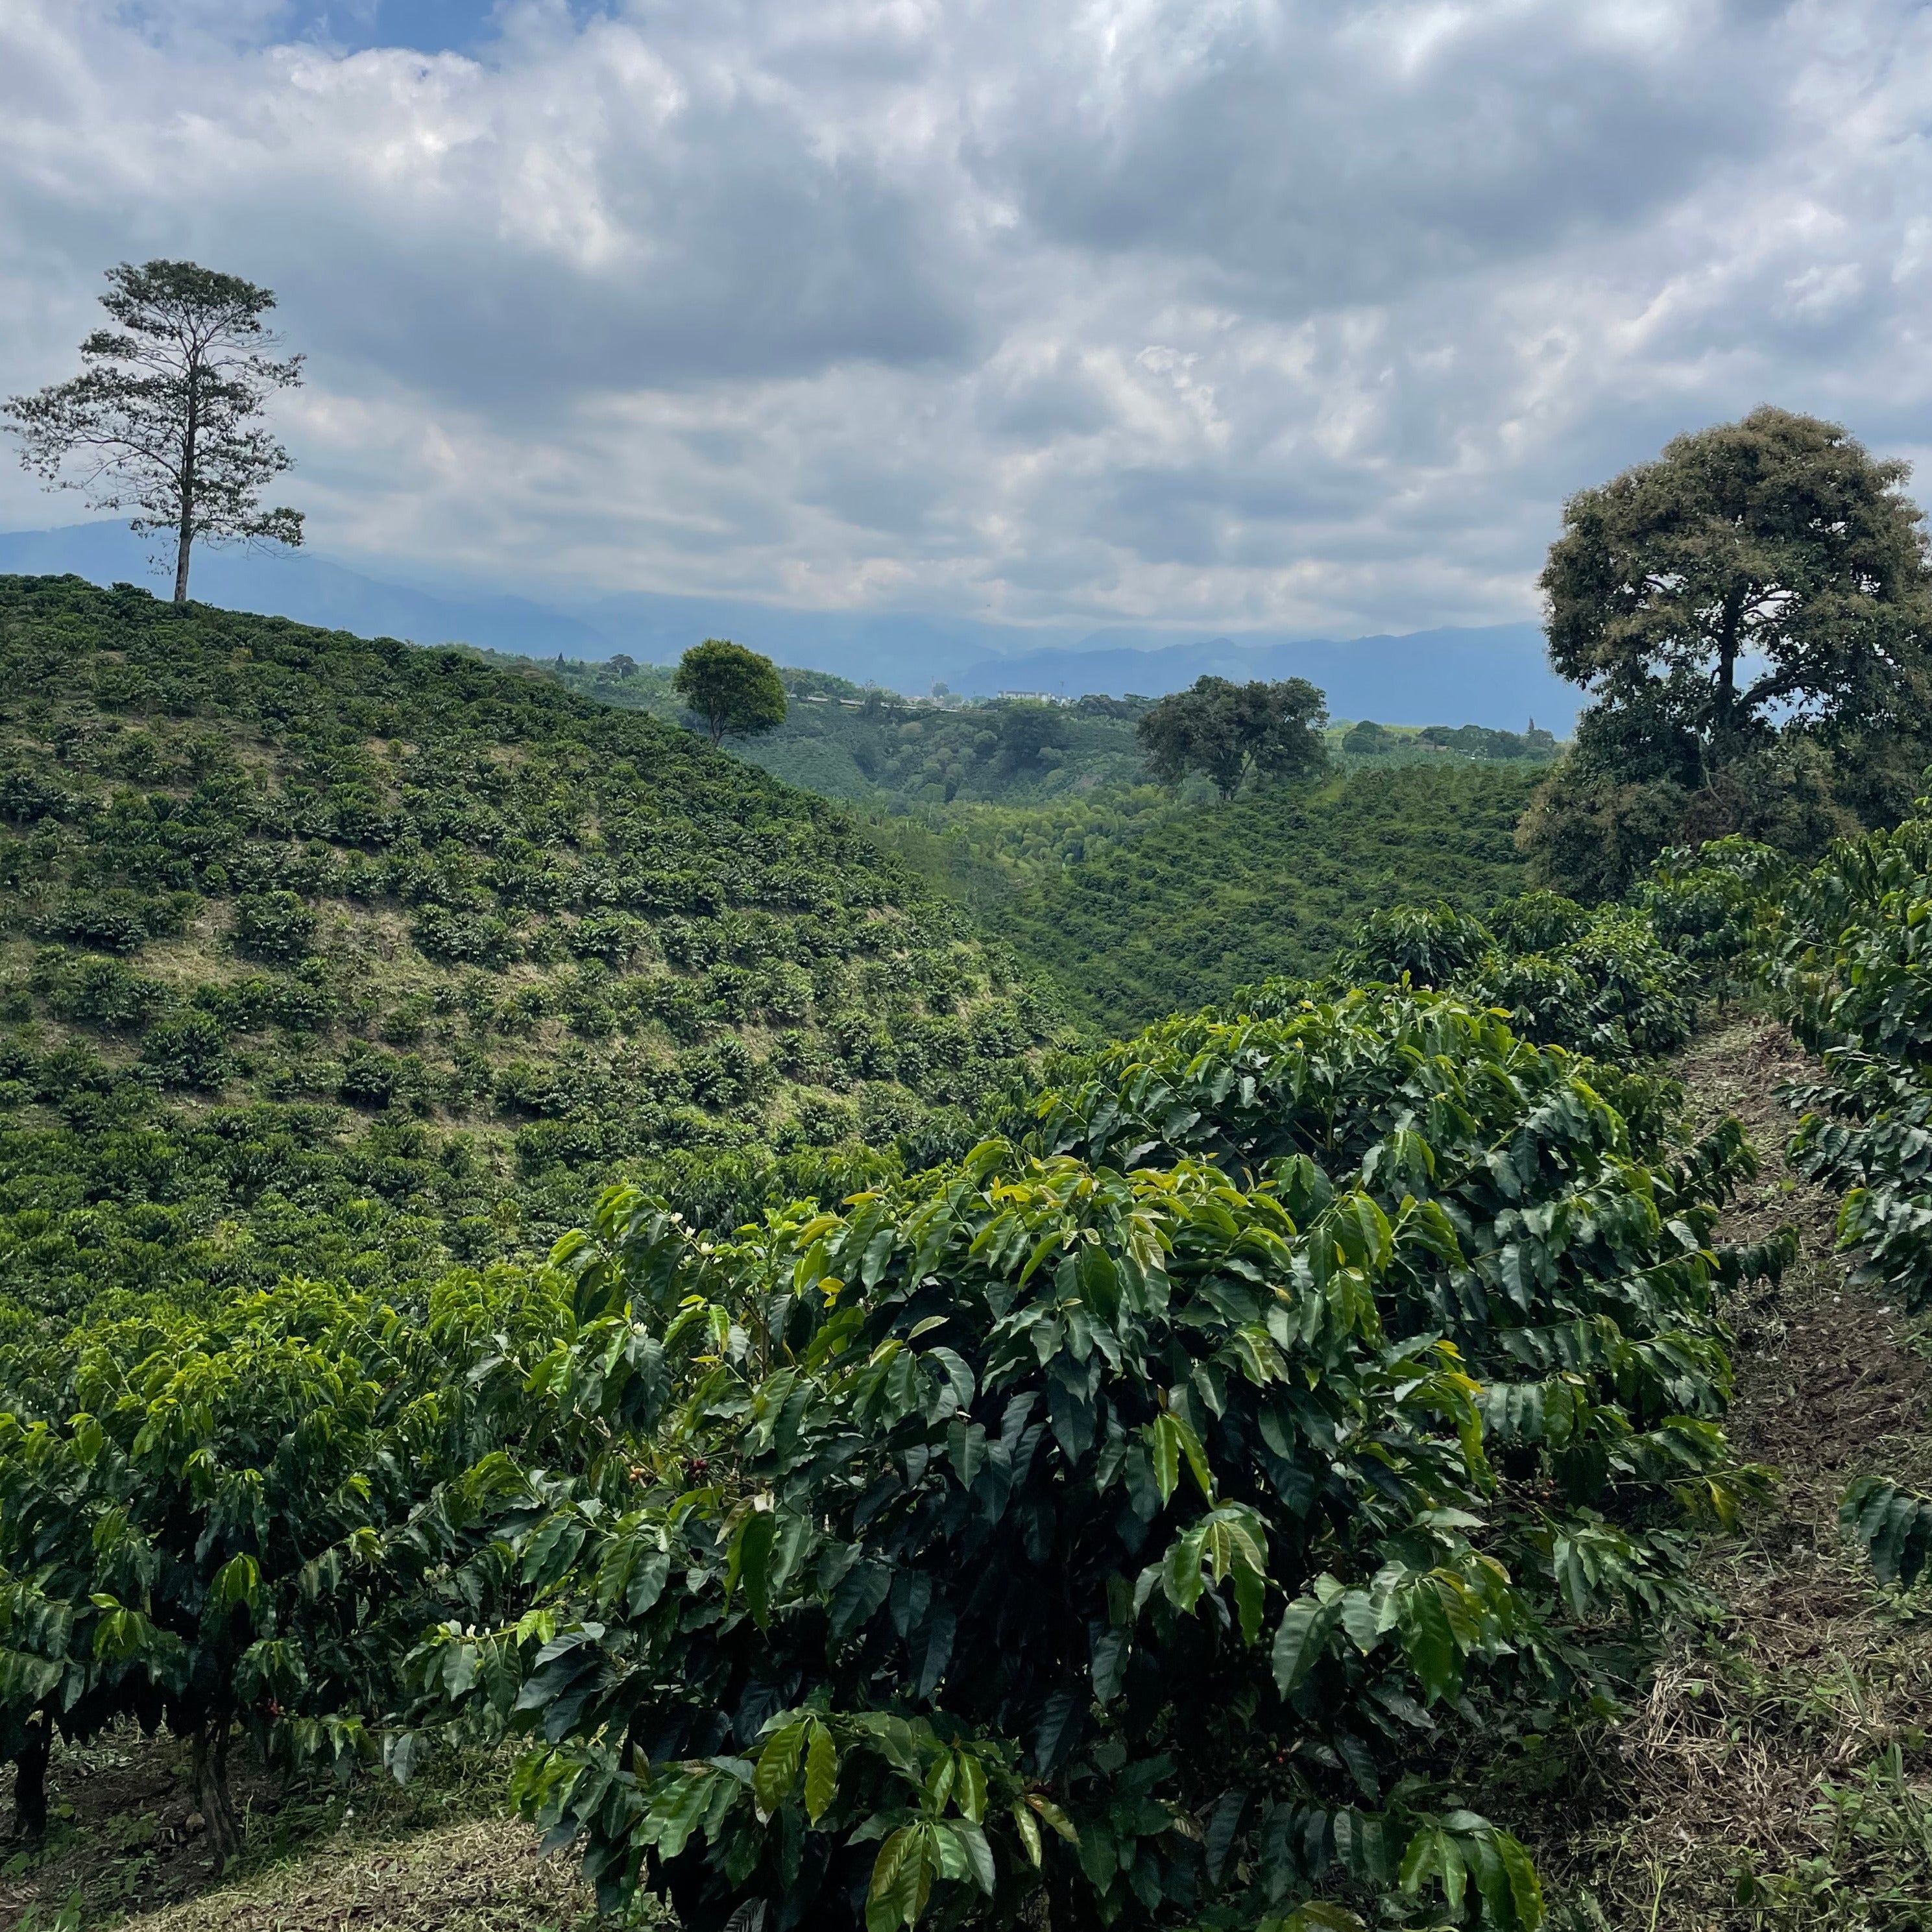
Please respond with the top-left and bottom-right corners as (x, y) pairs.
(998, 762), (1541, 1032)
(0, 575), (1057, 1318)
(512, 653), (1560, 803)
(513, 653), (1152, 804)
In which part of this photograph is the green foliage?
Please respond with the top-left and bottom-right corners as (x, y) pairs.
(1751, 806), (1932, 1307)
(1543, 408), (1932, 753)
(1522, 408), (1932, 894)
(673, 639), (788, 748)
(401, 984), (1769, 1931)
(1516, 719), (1861, 902)
(1418, 725), (1559, 762)
(1240, 890), (1697, 1064)
(537, 656), (1157, 808)
(1342, 904), (1493, 987)
(0, 1268), (572, 1863)
(1137, 675), (1329, 802)
(1840, 1475), (1932, 1588)
(0, 576), (1834, 1931)
(1484, 892), (1591, 956)
(1325, 723), (1560, 774)
(996, 766), (1540, 1036)
(993, 701), (1067, 775)
(234, 888), (317, 960)
(31, 887), (195, 953)
(0, 574), (1054, 1315)
(1636, 838), (1792, 984)
(851, 788), (1190, 924)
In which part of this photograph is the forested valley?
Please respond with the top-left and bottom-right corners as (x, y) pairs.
(4, 409), (1932, 1932)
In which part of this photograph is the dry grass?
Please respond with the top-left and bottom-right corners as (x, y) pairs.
(0, 1731), (663, 1932)
(1506, 1016), (1932, 1931)
(107, 1817), (606, 1932)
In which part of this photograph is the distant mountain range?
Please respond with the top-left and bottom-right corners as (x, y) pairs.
(0, 520), (1577, 730)
(945, 630), (1572, 731)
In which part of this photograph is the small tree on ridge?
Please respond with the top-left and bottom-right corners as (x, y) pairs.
(674, 639), (788, 747)
(1138, 675), (1329, 800)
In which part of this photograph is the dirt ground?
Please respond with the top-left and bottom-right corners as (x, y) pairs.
(1517, 1015), (1932, 1931)
(0, 1729), (618, 1932)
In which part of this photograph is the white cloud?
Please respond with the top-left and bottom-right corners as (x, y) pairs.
(2, 0), (1931, 636)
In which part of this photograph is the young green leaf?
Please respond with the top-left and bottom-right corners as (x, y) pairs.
(753, 1719), (806, 1821)
(803, 1719), (838, 1824)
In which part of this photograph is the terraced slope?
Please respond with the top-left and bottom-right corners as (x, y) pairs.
(997, 761), (1540, 1033)
(0, 575), (1056, 1317)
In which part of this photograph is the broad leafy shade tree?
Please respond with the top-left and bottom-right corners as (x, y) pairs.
(1545, 406), (1932, 752)
(1522, 408), (1932, 893)
(674, 639), (789, 747)
(995, 700), (1067, 773)
(1137, 677), (1329, 801)
(3, 261), (304, 604)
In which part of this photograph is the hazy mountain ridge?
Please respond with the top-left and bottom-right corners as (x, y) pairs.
(951, 627), (1573, 727)
(0, 520), (1574, 727)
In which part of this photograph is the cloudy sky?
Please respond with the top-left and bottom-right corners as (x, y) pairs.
(3, 0), (1930, 637)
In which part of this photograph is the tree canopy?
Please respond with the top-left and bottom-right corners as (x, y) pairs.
(1523, 408), (1932, 895)
(1137, 676), (1329, 801)
(1543, 406), (1932, 750)
(2, 260), (304, 603)
(675, 638), (789, 747)
(995, 701), (1067, 773)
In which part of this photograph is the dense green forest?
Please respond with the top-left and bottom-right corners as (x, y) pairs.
(0, 574), (1059, 1318)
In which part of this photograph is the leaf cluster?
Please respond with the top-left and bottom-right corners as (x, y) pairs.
(1247, 892), (1698, 1064)
(1744, 806), (1932, 1307)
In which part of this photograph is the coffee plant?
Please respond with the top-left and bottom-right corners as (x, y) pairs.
(1755, 807), (1932, 1307)
(394, 985), (1777, 1931)
(1240, 893), (1697, 1063)
(1840, 1475), (1932, 1589)
(0, 1270), (572, 1863)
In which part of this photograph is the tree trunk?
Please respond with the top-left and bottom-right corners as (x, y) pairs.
(191, 1716), (242, 1870)
(173, 380), (199, 604)
(11, 1716), (49, 1840)
(1713, 584), (1745, 742)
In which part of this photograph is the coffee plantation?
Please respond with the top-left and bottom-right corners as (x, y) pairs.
(0, 575), (1057, 1317)
(0, 573), (1923, 1931)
